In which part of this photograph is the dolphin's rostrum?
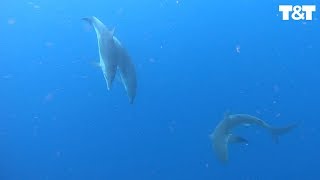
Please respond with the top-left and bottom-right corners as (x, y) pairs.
(210, 113), (298, 163)
(83, 16), (137, 104)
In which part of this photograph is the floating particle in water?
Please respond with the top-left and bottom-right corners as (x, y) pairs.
(33, 5), (40, 9)
(56, 151), (62, 158)
(7, 18), (16, 25)
(235, 45), (241, 53)
(168, 126), (174, 133)
(79, 75), (88, 79)
(2, 74), (13, 79)
(205, 163), (209, 168)
(168, 120), (176, 133)
(273, 84), (280, 93)
(43, 92), (54, 103)
(149, 58), (156, 63)
(44, 41), (54, 48)
(28, 1), (41, 10)
(116, 7), (124, 16)
(307, 45), (313, 49)
(33, 125), (39, 137)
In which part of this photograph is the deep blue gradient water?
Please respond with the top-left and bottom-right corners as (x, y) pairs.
(0, 0), (319, 179)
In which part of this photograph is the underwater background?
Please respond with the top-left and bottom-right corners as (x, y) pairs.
(0, 0), (319, 179)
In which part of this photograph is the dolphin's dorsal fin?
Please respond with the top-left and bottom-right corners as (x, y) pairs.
(110, 27), (116, 36)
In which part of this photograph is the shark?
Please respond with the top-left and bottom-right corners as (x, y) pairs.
(209, 113), (298, 163)
(82, 16), (137, 104)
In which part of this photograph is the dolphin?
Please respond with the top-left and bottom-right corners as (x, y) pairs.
(82, 16), (118, 90)
(83, 16), (137, 103)
(209, 113), (298, 163)
(113, 38), (137, 104)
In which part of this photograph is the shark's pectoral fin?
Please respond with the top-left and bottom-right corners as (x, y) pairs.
(228, 134), (249, 144)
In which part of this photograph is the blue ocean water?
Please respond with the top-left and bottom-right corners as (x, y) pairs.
(0, 0), (319, 179)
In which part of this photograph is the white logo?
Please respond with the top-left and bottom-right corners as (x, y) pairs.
(279, 5), (316, 20)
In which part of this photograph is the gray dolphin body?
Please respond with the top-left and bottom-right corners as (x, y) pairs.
(114, 38), (137, 104)
(209, 113), (298, 163)
(83, 16), (137, 103)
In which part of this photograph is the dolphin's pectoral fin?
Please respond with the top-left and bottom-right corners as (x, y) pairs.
(102, 72), (112, 90)
(228, 134), (249, 144)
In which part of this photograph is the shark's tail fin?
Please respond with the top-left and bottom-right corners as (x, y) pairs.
(269, 123), (298, 143)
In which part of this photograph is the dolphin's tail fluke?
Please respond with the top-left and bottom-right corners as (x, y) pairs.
(269, 123), (298, 143)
